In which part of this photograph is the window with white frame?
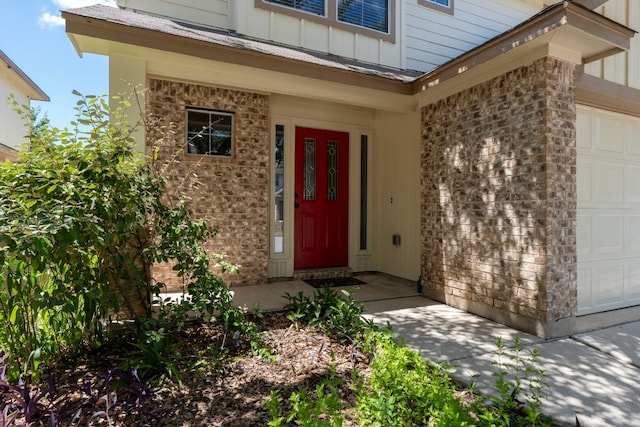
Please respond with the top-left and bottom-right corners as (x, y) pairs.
(418, 0), (454, 15)
(186, 108), (234, 157)
(258, 0), (393, 40)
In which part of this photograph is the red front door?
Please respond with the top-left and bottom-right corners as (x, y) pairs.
(294, 127), (349, 269)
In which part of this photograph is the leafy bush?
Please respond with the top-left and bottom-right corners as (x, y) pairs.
(0, 91), (258, 380)
(356, 333), (480, 426)
(0, 93), (150, 379)
(283, 287), (374, 342)
(0, 353), (165, 426)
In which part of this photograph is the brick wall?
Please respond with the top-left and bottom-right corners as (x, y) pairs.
(0, 144), (17, 162)
(421, 57), (577, 336)
(147, 78), (270, 289)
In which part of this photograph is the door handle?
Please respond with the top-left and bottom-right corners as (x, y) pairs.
(294, 202), (300, 209)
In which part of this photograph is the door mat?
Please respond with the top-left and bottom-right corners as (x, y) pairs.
(304, 277), (366, 289)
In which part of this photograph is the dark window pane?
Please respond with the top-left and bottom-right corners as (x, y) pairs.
(266, 0), (324, 15)
(360, 135), (368, 250)
(186, 109), (233, 157)
(338, 0), (388, 33)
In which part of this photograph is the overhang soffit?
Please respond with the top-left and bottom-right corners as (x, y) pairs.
(62, 2), (634, 103)
(414, 2), (635, 94)
(0, 50), (50, 101)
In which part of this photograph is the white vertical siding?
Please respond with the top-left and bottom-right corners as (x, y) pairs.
(271, 12), (303, 46)
(0, 78), (30, 150)
(302, 20), (331, 52)
(602, 0), (627, 85)
(584, 5), (605, 78)
(238, 1), (403, 68)
(114, 0), (552, 72)
(117, 0), (230, 29)
(585, 0), (640, 90)
(405, 0), (539, 72)
(628, 0), (640, 88)
(332, 30), (357, 59)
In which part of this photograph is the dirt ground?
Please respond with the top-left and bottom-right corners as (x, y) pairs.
(34, 312), (368, 426)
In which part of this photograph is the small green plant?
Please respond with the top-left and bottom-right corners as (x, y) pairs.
(266, 364), (346, 427)
(286, 309), (305, 331)
(283, 287), (373, 342)
(245, 302), (264, 320)
(356, 334), (479, 426)
(126, 315), (181, 385)
(490, 336), (551, 426)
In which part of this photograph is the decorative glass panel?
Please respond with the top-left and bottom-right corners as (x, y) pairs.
(266, 0), (325, 15)
(304, 138), (316, 200)
(274, 124), (285, 254)
(327, 140), (338, 201)
(337, 0), (388, 33)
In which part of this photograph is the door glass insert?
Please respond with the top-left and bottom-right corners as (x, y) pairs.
(327, 140), (338, 201)
(274, 124), (285, 254)
(304, 138), (316, 200)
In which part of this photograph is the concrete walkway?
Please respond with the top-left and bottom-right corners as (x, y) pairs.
(232, 274), (640, 427)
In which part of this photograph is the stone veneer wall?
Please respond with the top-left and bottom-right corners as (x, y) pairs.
(421, 57), (577, 338)
(147, 78), (270, 289)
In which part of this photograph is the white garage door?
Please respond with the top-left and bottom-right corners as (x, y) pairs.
(577, 106), (640, 315)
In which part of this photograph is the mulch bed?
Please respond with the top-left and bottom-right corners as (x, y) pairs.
(35, 312), (370, 426)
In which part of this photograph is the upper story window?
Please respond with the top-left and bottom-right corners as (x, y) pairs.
(258, 0), (395, 42)
(186, 108), (234, 157)
(418, 0), (454, 15)
(267, 0), (325, 16)
(338, 0), (388, 33)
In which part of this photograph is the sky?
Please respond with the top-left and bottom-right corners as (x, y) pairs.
(1, 0), (117, 129)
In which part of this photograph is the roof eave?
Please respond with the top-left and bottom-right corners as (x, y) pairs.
(0, 50), (50, 102)
(412, 2), (635, 95)
(62, 10), (414, 96)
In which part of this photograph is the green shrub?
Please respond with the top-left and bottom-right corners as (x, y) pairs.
(356, 335), (479, 426)
(0, 93), (150, 379)
(283, 287), (374, 342)
(0, 91), (258, 380)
